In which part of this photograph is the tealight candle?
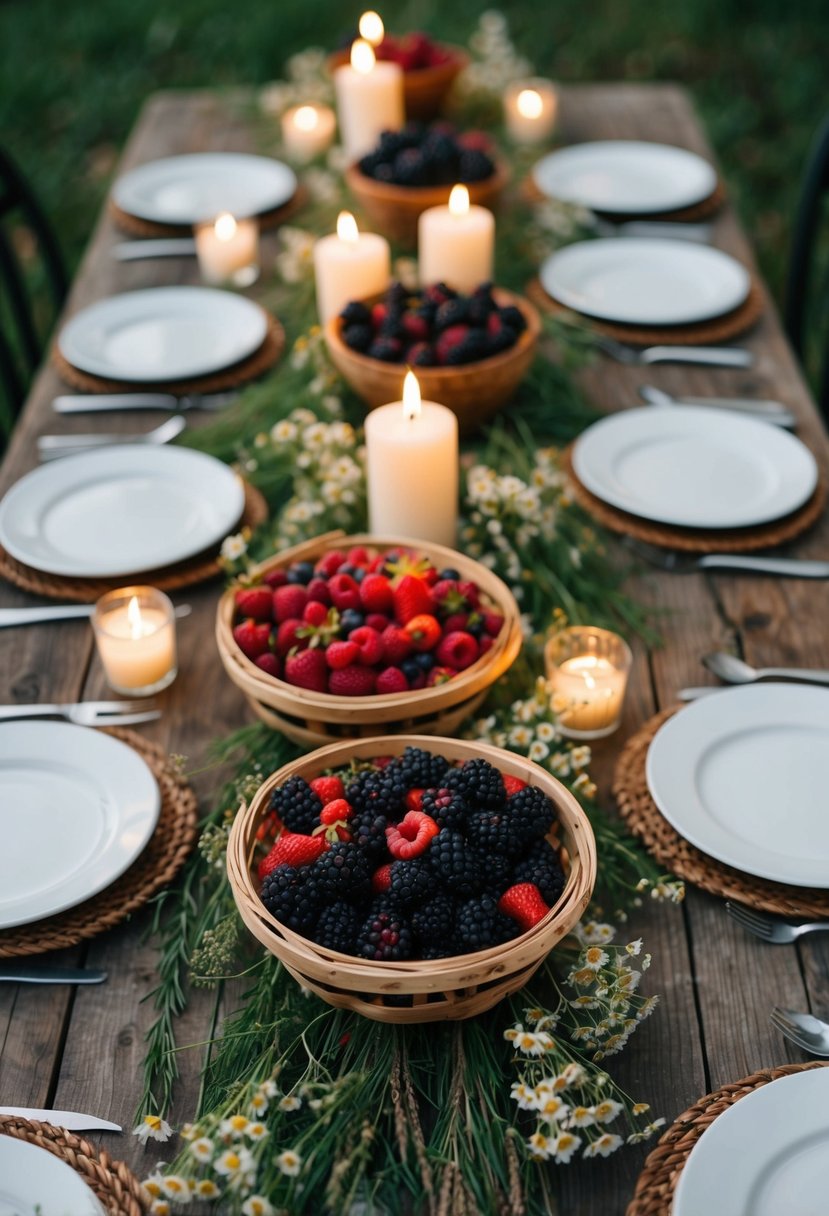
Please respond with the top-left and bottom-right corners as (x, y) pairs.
(92, 586), (177, 697)
(503, 78), (559, 144)
(545, 626), (632, 739)
(195, 212), (259, 286)
(418, 185), (495, 293)
(334, 37), (404, 163)
(313, 210), (390, 323)
(281, 103), (337, 162)
(365, 371), (458, 547)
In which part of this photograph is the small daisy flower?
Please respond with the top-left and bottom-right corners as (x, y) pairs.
(509, 1082), (538, 1111)
(189, 1137), (214, 1163)
(592, 1099), (624, 1124)
(142, 1173), (164, 1199)
(527, 1131), (554, 1160)
(219, 1114), (250, 1138)
(275, 1149), (302, 1177)
(133, 1114), (173, 1145)
(242, 1199), (275, 1216)
(515, 1029), (555, 1057)
(549, 1131), (581, 1164)
(567, 1105), (596, 1128)
(245, 1121), (269, 1141)
(626, 938), (643, 956)
(583, 946), (610, 971)
(160, 1176), (192, 1203)
(584, 1132), (624, 1158)
(632, 1102), (650, 1116)
(214, 1146), (255, 1179)
(179, 1123), (198, 1141)
(249, 1091), (269, 1116)
(528, 739), (549, 762)
(150, 1201), (171, 1216)
(195, 1180), (221, 1199)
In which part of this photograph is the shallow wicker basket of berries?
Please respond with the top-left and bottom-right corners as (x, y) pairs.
(227, 735), (597, 1023)
(325, 283), (541, 433)
(343, 122), (508, 246)
(216, 531), (523, 747)
(329, 36), (469, 121)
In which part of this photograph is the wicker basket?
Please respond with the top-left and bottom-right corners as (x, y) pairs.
(216, 532), (523, 747)
(227, 735), (597, 1023)
(324, 288), (541, 433)
(328, 45), (470, 121)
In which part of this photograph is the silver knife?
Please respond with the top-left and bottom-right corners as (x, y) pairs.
(53, 391), (237, 414)
(642, 346), (753, 368)
(113, 238), (197, 261)
(640, 385), (796, 426)
(596, 219), (712, 244)
(0, 966), (107, 984)
(0, 605), (94, 628)
(0, 1106), (121, 1132)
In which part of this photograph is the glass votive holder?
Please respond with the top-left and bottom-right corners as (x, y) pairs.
(503, 78), (559, 145)
(545, 625), (632, 740)
(92, 586), (177, 697)
(194, 212), (260, 287)
(281, 102), (337, 162)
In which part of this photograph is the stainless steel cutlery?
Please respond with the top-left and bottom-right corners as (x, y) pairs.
(726, 902), (829, 944)
(0, 701), (161, 727)
(53, 391), (236, 413)
(112, 238), (197, 261)
(38, 415), (186, 460)
(0, 605), (94, 628)
(625, 538), (829, 578)
(703, 651), (829, 687)
(639, 384), (796, 427)
(0, 966), (107, 984)
(594, 219), (713, 243)
(0, 1107), (122, 1132)
(596, 336), (753, 368)
(770, 1007), (829, 1058)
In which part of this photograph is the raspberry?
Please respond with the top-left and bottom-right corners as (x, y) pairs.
(381, 624), (413, 665)
(306, 577), (332, 605)
(315, 550), (347, 578)
(303, 600), (328, 627)
(232, 620), (272, 661)
(435, 323), (470, 366)
(372, 863), (392, 893)
(275, 618), (306, 656)
(263, 567), (288, 589)
(376, 666), (409, 693)
(359, 573), (394, 613)
(365, 612), (391, 632)
(356, 899), (414, 961)
(348, 625), (384, 666)
(386, 810), (440, 859)
(234, 586), (273, 622)
(328, 573), (361, 612)
(325, 640), (359, 670)
(426, 666), (455, 687)
(310, 775), (345, 804)
(435, 631), (480, 670)
(254, 653), (281, 678)
(273, 584), (308, 623)
(284, 648), (328, 692)
(269, 776), (323, 834)
(328, 665), (377, 696)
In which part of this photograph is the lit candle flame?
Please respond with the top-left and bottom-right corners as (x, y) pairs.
(517, 88), (544, 119)
(448, 184), (470, 217)
(214, 212), (237, 242)
(294, 104), (320, 132)
(336, 211), (359, 243)
(402, 370), (421, 421)
(358, 10), (384, 45)
(351, 38), (376, 74)
(127, 595), (144, 640)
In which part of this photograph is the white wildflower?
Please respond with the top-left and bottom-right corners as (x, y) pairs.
(132, 1114), (173, 1145)
(275, 1149), (302, 1177)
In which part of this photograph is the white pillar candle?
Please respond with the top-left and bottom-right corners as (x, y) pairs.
(313, 210), (390, 324)
(281, 103), (337, 162)
(92, 586), (177, 696)
(545, 626), (632, 739)
(503, 78), (559, 144)
(418, 185), (495, 293)
(195, 212), (259, 286)
(365, 371), (458, 548)
(334, 38), (404, 163)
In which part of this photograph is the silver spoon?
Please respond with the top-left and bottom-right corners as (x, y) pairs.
(639, 385), (796, 427)
(702, 651), (829, 687)
(37, 415), (186, 460)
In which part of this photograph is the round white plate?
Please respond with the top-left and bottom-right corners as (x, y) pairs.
(0, 722), (160, 930)
(646, 685), (829, 888)
(0, 445), (245, 577)
(112, 152), (297, 224)
(539, 239), (750, 326)
(531, 140), (717, 215)
(58, 287), (268, 382)
(572, 406), (818, 529)
(673, 1068), (829, 1215)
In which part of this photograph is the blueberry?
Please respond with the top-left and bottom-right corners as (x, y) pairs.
(340, 609), (365, 633)
(287, 560), (315, 584)
(402, 658), (421, 682)
(415, 652), (435, 672)
(438, 568), (461, 580)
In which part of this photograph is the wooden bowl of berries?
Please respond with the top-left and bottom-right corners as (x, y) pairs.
(344, 122), (508, 246)
(325, 282), (541, 433)
(227, 735), (597, 1023)
(329, 35), (469, 121)
(215, 531), (522, 747)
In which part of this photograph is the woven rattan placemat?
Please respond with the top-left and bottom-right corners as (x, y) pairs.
(0, 1116), (149, 1214)
(0, 726), (199, 958)
(613, 707), (829, 918)
(562, 446), (826, 554)
(0, 480), (267, 602)
(626, 1061), (829, 1216)
(522, 173), (726, 223)
(109, 184), (307, 237)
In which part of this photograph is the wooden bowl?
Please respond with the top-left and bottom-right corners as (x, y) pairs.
(325, 288), (541, 434)
(344, 159), (508, 247)
(227, 734), (597, 1023)
(328, 44), (470, 121)
(216, 531), (523, 747)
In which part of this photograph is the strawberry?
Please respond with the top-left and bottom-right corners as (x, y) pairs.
(482, 610), (504, 637)
(306, 577), (332, 604)
(365, 612), (391, 632)
(273, 584), (309, 623)
(376, 666), (409, 693)
(371, 301), (388, 329)
(284, 648), (328, 692)
(310, 775), (345, 803)
(458, 580), (481, 609)
(347, 546), (371, 567)
(254, 652), (281, 678)
(430, 579), (470, 616)
(315, 549), (346, 578)
(233, 620), (272, 660)
(234, 586), (273, 622)
(275, 618), (307, 656)
(441, 612), (469, 634)
(263, 567), (288, 589)
(258, 831), (326, 881)
(503, 774), (528, 796)
(319, 797), (353, 825)
(372, 863), (392, 893)
(325, 639), (360, 669)
(296, 606), (341, 649)
(303, 600), (329, 627)
(328, 665), (377, 696)
(404, 613), (441, 651)
(404, 788), (425, 812)
(392, 574), (433, 624)
(329, 573), (361, 611)
(349, 625), (384, 666)
(426, 665), (455, 687)
(359, 573), (394, 613)
(381, 624), (413, 665)
(386, 810), (440, 860)
(435, 631), (480, 670)
(497, 883), (550, 932)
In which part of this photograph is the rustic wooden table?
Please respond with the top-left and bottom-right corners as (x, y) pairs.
(1, 85), (827, 1215)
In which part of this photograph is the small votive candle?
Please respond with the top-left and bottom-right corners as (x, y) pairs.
(503, 78), (559, 145)
(281, 103), (337, 162)
(545, 626), (632, 739)
(92, 586), (177, 697)
(195, 212), (260, 287)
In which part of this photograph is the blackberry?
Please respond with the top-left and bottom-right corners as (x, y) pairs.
(269, 776), (322, 835)
(486, 326), (518, 355)
(467, 294), (494, 326)
(444, 758), (507, 811)
(434, 298), (469, 331)
(393, 148), (427, 186)
(313, 899), (361, 954)
(471, 847), (512, 894)
(378, 129), (409, 157)
(260, 864), (322, 934)
(356, 898), (414, 961)
(444, 331), (489, 365)
(456, 894), (517, 951)
(342, 323), (373, 352)
(358, 151), (384, 176)
(378, 312), (405, 339)
(465, 809), (525, 859)
(421, 787), (469, 832)
(385, 281), (410, 307)
(513, 840), (566, 906)
(507, 785), (555, 843)
(394, 746), (450, 788)
(311, 841), (372, 902)
(367, 337), (403, 362)
(411, 893), (455, 948)
(374, 163), (396, 184)
(347, 766), (408, 819)
(458, 148), (495, 181)
(350, 810), (389, 860)
(340, 300), (372, 326)
(409, 342), (436, 367)
(498, 305), (527, 334)
(428, 829), (483, 896)
(389, 858), (437, 908)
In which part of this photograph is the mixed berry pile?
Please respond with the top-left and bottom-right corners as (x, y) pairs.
(231, 546), (505, 696)
(340, 281), (527, 367)
(357, 121), (495, 188)
(372, 32), (457, 74)
(257, 747), (566, 961)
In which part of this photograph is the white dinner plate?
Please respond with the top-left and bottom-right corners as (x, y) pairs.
(672, 1068), (829, 1215)
(646, 684), (829, 888)
(0, 1136), (106, 1215)
(112, 151), (297, 224)
(0, 445), (245, 577)
(572, 406), (818, 529)
(539, 239), (750, 326)
(531, 140), (717, 215)
(0, 722), (160, 930)
(58, 287), (268, 382)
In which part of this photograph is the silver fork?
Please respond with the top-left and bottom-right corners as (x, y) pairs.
(0, 701), (161, 726)
(623, 537), (829, 579)
(770, 1007), (829, 1056)
(38, 415), (186, 460)
(725, 901), (829, 944)
(595, 335), (753, 368)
